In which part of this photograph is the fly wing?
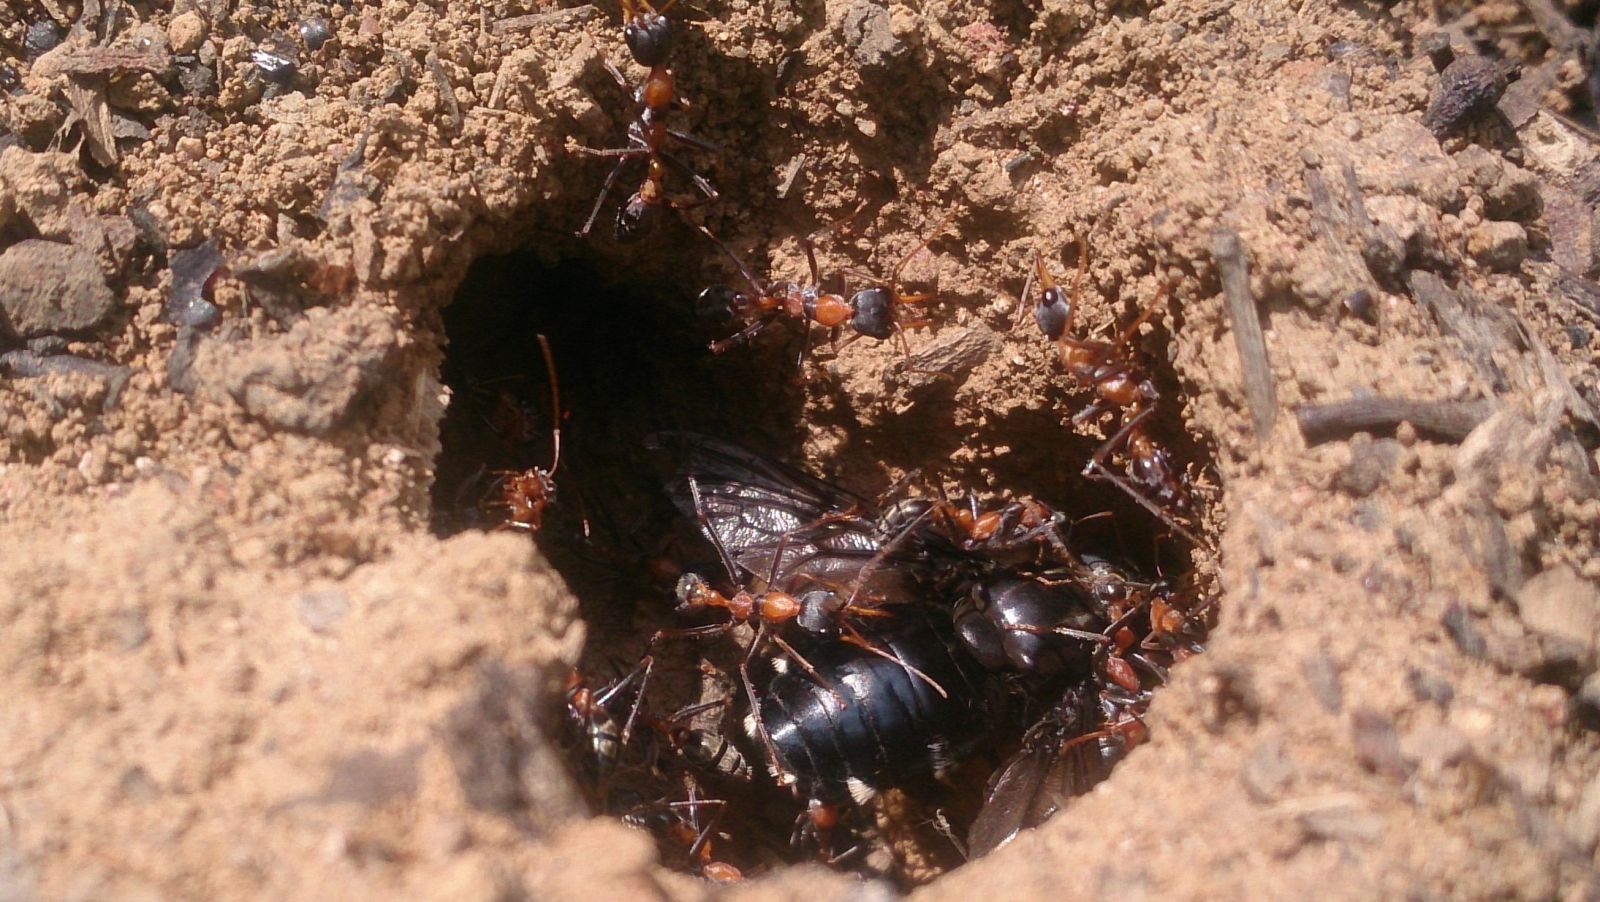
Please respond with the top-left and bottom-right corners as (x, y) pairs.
(968, 687), (1104, 858)
(650, 432), (907, 587)
(967, 741), (1055, 858)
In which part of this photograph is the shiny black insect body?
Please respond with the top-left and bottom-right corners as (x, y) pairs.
(751, 605), (1007, 804)
(952, 575), (1106, 676)
(621, 0), (674, 67)
(647, 433), (1197, 867)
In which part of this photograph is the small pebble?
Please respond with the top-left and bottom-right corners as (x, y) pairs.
(1302, 654), (1343, 712)
(298, 17), (332, 51)
(1423, 55), (1517, 137)
(296, 588), (351, 633)
(0, 240), (116, 337)
(251, 47), (298, 87)
(1350, 708), (1409, 779)
(167, 11), (207, 54)
(23, 18), (65, 59)
(1467, 221), (1527, 271)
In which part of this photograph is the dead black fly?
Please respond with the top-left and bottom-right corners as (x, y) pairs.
(550, 433), (1211, 881)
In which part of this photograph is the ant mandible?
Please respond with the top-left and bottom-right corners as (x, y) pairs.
(1027, 236), (1197, 540)
(695, 209), (954, 367)
(494, 334), (563, 531)
(573, 0), (719, 240)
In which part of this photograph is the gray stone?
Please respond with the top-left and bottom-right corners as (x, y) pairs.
(295, 588), (351, 633)
(198, 306), (397, 435)
(1514, 565), (1600, 657)
(0, 239), (116, 337)
(841, 0), (904, 71)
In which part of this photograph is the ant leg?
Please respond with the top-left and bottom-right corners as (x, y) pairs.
(710, 315), (777, 353)
(1014, 257), (1037, 332)
(1084, 410), (1203, 545)
(892, 323), (913, 359)
(648, 620), (735, 649)
(841, 501), (936, 611)
(570, 143), (652, 159)
(887, 210), (957, 289)
(801, 233), (824, 286)
(658, 150), (719, 203)
(664, 696), (732, 723)
(807, 198), (872, 248)
(837, 622), (950, 699)
(693, 224), (766, 297)
(602, 58), (630, 91)
(739, 623), (791, 785)
(1004, 508), (1073, 561)
(1064, 233), (1090, 337)
(766, 630), (846, 707)
(1002, 622), (1113, 646)
(685, 799), (727, 866)
(578, 157), (632, 237)
(688, 475), (744, 582)
(604, 655), (654, 747)
(1127, 652), (1169, 684)
(1111, 279), (1171, 351)
(1069, 395), (1111, 426)
(795, 316), (814, 376)
(666, 127), (722, 155)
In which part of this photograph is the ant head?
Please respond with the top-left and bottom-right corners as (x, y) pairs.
(696, 285), (748, 321)
(674, 572), (712, 611)
(1034, 286), (1070, 340)
(623, 12), (673, 67)
(795, 589), (842, 637)
(847, 286), (895, 340)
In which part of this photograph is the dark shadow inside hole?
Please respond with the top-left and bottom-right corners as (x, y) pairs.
(432, 249), (805, 635)
(431, 248), (1215, 885)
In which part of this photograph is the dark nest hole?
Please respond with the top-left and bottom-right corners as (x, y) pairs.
(431, 244), (1216, 887)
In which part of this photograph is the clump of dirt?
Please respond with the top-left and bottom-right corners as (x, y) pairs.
(2, 0), (1599, 899)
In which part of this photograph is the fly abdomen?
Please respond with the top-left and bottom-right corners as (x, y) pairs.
(681, 727), (752, 780)
(752, 607), (1001, 803)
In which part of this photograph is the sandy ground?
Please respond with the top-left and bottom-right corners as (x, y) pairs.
(2, 0), (1600, 898)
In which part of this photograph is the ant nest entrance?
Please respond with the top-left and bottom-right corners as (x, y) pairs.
(433, 240), (1220, 888)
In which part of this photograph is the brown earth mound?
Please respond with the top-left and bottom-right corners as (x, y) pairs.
(1, 0), (1598, 898)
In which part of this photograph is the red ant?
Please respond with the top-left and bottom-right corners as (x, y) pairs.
(1026, 237), (1197, 541)
(653, 477), (951, 785)
(625, 785), (745, 881)
(492, 334), (562, 532)
(574, 0), (719, 240)
(695, 210), (953, 366)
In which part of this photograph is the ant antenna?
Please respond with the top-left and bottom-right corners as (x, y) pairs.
(536, 334), (562, 477)
(887, 210), (958, 299)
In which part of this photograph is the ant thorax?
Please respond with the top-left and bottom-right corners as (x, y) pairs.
(779, 284), (845, 328)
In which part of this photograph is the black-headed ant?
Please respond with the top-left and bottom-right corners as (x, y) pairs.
(1026, 238), (1197, 539)
(574, 0), (719, 240)
(695, 210), (954, 366)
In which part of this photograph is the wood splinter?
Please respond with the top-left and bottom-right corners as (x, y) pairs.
(1294, 396), (1498, 446)
(1210, 227), (1277, 441)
